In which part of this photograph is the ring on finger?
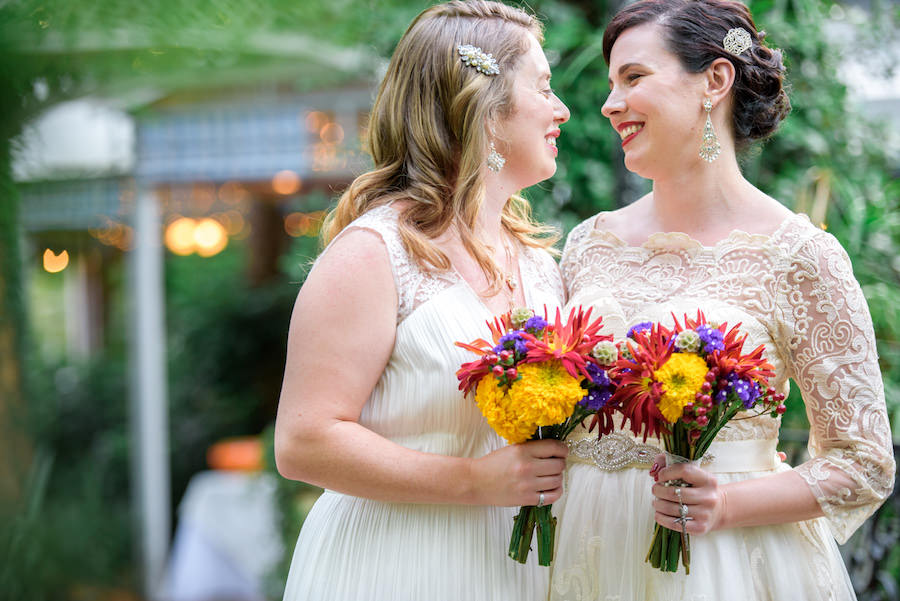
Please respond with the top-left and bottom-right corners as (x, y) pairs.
(674, 487), (683, 502)
(537, 492), (545, 508)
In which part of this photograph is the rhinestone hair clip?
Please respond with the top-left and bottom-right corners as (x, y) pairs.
(458, 44), (500, 76)
(723, 27), (752, 56)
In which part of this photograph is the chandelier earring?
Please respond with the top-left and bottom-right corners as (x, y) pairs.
(698, 97), (721, 163)
(486, 140), (506, 173)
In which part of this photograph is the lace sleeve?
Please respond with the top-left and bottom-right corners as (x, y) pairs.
(776, 229), (895, 543)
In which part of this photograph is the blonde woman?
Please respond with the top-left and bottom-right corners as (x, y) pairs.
(274, 2), (571, 599)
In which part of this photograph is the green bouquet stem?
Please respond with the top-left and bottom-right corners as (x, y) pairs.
(507, 408), (592, 567)
(646, 522), (691, 574)
(645, 398), (745, 574)
(508, 504), (556, 566)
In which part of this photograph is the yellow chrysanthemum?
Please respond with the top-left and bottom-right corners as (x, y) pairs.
(510, 362), (585, 427)
(654, 352), (709, 423)
(474, 378), (535, 444)
(473, 361), (585, 444)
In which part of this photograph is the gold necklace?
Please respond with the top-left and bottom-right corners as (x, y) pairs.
(499, 239), (519, 311)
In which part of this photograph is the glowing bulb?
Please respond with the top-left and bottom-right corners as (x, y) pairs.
(193, 218), (227, 257)
(165, 217), (197, 255)
(305, 111), (330, 133)
(43, 249), (69, 273)
(272, 170), (301, 195)
(319, 122), (344, 145)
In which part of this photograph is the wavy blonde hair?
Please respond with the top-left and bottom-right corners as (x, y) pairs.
(321, 0), (559, 289)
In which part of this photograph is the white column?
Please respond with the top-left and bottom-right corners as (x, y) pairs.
(63, 254), (91, 358)
(129, 183), (170, 601)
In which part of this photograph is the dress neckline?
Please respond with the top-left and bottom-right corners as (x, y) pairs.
(377, 202), (534, 317)
(447, 241), (533, 317)
(588, 211), (810, 251)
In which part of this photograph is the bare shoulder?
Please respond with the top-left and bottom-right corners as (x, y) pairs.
(744, 193), (796, 236)
(298, 226), (397, 320)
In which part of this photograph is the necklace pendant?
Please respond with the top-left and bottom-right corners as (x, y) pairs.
(505, 275), (518, 291)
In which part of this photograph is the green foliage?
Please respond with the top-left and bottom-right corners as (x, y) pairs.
(0, 355), (134, 601)
(164, 240), (309, 506)
(0, 234), (317, 598)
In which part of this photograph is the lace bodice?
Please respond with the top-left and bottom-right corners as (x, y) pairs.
(346, 205), (565, 324)
(560, 212), (895, 543)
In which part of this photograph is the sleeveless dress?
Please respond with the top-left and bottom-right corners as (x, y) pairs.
(549, 212), (895, 601)
(281, 205), (566, 601)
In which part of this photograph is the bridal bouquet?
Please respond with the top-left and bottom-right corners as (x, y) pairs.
(456, 306), (616, 566)
(609, 312), (784, 574)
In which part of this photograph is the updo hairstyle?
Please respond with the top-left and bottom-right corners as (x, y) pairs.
(602, 0), (790, 150)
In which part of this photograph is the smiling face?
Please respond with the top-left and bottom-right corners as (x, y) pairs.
(493, 33), (570, 188)
(601, 23), (708, 179)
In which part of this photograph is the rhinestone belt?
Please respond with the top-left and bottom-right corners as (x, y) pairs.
(566, 432), (660, 471)
(566, 432), (717, 471)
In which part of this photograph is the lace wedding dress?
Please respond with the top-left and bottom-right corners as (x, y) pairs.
(549, 212), (895, 601)
(281, 205), (566, 601)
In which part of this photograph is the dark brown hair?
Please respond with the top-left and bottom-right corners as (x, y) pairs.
(603, 0), (790, 149)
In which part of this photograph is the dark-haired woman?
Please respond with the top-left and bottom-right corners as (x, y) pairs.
(550, 1), (894, 599)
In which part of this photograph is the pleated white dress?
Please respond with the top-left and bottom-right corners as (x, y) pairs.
(281, 205), (566, 601)
(549, 213), (895, 601)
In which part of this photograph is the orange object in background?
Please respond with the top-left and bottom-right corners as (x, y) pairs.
(206, 436), (264, 471)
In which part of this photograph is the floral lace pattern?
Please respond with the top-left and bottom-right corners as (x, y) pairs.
(342, 205), (564, 325)
(560, 212), (895, 543)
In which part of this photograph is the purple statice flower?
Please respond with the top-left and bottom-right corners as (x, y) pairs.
(696, 324), (724, 353)
(586, 362), (610, 386)
(494, 331), (528, 357)
(728, 373), (761, 409)
(523, 315), (548, 334)
(714, 373), (761, 408)
(627, 321), (653, 339)
(579, 363), (613, 410)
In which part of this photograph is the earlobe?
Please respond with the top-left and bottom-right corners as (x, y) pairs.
(705, 58), (736, 105)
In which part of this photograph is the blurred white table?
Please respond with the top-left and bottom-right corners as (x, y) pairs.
(164, 470), (282, 601)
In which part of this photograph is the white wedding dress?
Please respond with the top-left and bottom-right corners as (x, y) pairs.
(281, 205), (566, 601)
(549, 212), (895, 601)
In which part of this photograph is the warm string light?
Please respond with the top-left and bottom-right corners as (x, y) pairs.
(163, 216), (228, 257)
(43, 249), (69, 273)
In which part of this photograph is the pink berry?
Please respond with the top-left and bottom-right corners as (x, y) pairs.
(695, 406), (707, 417)
(696, 415), (709, 427)
(775, 404), (787, 415)
(505, 367), (518, 379)
(499, 350), (512, 361)
(492, 365), (504, 376)
(701, 381), (712, 392)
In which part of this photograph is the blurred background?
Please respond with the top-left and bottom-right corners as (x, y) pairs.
(0, 0), (897, 600)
